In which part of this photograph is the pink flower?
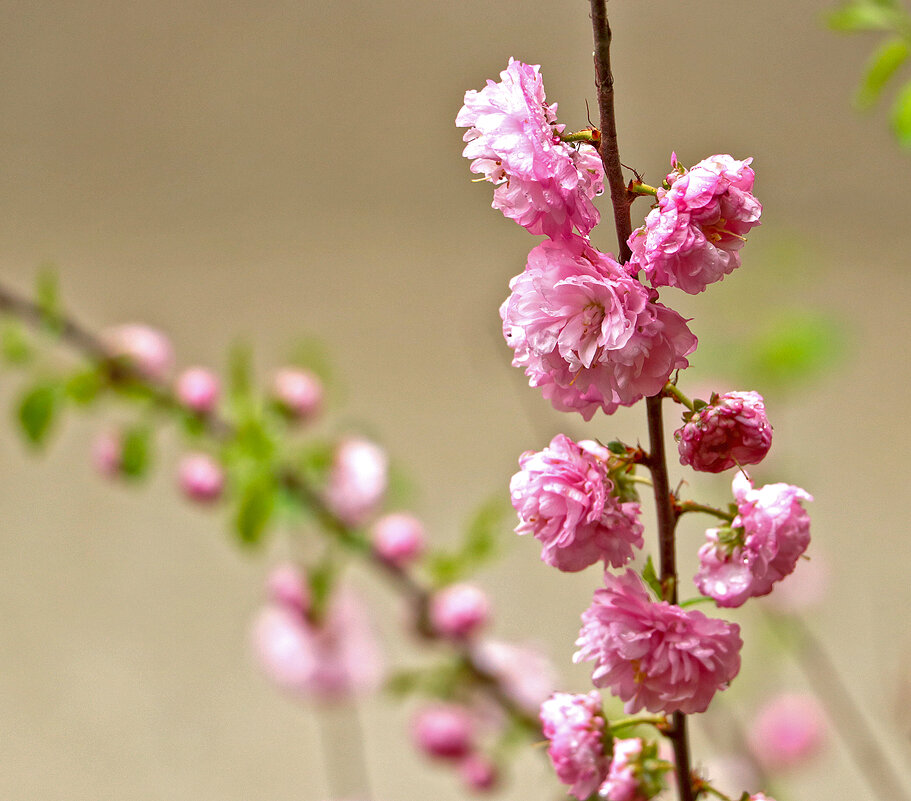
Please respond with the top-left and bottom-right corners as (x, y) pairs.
(175, 367), (220, 414)
(629, 154), (761, 294)
(459, 753), (499, 792)
(748, 795), (776, 801)
(177, 452), (224, 503)
(598, 738), (645, 801)
(574, 570), (742, 714)
(695, 473), (812, 607)
(510, 434), (643, 571)
(500, 236), (697, 419)
(370, 512), (425, 567)
(271, 367), (323, 421)
(472, 639), (559, 715)
(761, 550), (828, 614)
(430, 583), (490, 639)
(325, 437), (388, 527)
(251, 573), (382, 701)
(748, 693), (825, 770)
(539, 691), (608, 799)
(266, 563), (310, 613)
(675, 391), (772, 473)
(91, 430), (122, 477)
(456, 59), (604, 239)
(103, 324), (174, 381)
(412, 703), (474, 760)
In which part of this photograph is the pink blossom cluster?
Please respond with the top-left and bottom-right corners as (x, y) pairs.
(629, 155), (761, 294)
(251, 564), (383, 700)
(675, 391), (772, 473)
(411, 704), (499, 792)
(539, 691), (608, 799)
(500, 236), (697, 419)
(574, 571), (742, 714)
(695, 473), (812, 607)
(456, 59), (604, 240)
(510, 433), (643, 571)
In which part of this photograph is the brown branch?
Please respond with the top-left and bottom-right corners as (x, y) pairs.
(0, 277), (542, 736)
(589, 4), (694, 799)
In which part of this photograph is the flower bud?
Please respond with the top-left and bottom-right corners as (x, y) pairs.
(429, 583), (490, 639)
(272, 367), (323, 421)
(675, 391), (772, 473)
(412, 704), (474, 760)
(325, 437), (388, 527)
(175, 367), (220, 413)
(267, 563), (310, 614)
(177, 452), (224, 503)
(103, 324), (174, 382)
(370, 512), (425, 567)
(91, 430), (122, 478)
(676, 391), (771, 472)
(459, 753), (498, 792)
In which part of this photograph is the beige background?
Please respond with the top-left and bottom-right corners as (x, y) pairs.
(1, 0), (910, 799)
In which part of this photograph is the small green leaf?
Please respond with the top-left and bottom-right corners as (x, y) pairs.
(227, 343), (253, 409)
(17, 381), (62, 446)
(857, 36), (910, 108)
(119, 425), (152, 478)
(679, 596), (716, 609)
(425, 552), (461, 586)
(606, 439), (627, 455)
(828, 2), (898, 31)
(463, 497), (505, 564)
(892, 79), (911, 144)
(641, 556), (663, 600)
(234, 475), (275, 545)
(0, 324), (32, 365)
(65, 368), (103, 405)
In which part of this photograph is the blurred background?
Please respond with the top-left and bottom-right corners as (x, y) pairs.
(1, 0), (909, 798)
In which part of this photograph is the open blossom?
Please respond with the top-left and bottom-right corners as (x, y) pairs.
(675, 391), (772, 472)
(629, 154), (761, 294)
(540, 691), (608, 799)
(748, 693), (825, 770)
(599, 738), (642, 801)
(510, 434), (643, 571)
(251, 567), (382, 700)
(325, 437), (388, 527)
(575, 570), (742, 714)
(695, 473), (812, 607)
(501, 236), (697, 419)
(456, 58), (603, 239)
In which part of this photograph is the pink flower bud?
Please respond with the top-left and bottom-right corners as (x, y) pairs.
(103, 324), (174, 382)
(412, 704), (474, 760)
(267, 563), (310, 614)
(459, 753), (498, 792)
(325, 437), (388, 527)
(539, 691), (608, 799)
(430, 583), (490, 639)
(675, 391), (772, 473)
(370, 512), (425, 566)
(91, 430), (122, 478)
(748, 693), (825, 770)
(272, 367), (323, 420)
(177, 453), (224, 503)
(175, 367), (220, 413)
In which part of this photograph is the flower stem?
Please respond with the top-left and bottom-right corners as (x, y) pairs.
(662, 381), (695, 411)
(608, 714), (668, 732)
(675, 500), (735, 522)
(588, 3), (694, 799)
(630, 181), (659, 197)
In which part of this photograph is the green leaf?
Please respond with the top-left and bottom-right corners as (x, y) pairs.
(606, 439), (627, 455)
(425, 552), (461, 586)
(227, 343), (253, 409)
(0, 323), (32, 365)
(119, 425), (152, 478)
(65, 368), (103, 405)
(17, 381), (62, 446)
(679, 596), (716, 609)
(641, 556), (663, 600)
(857, 36), (910, 108)
(892, 79), (911, 144)
(828, 2), (899, 31)
(463, 496), (506, 565)
(234, 475), (275, 545)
